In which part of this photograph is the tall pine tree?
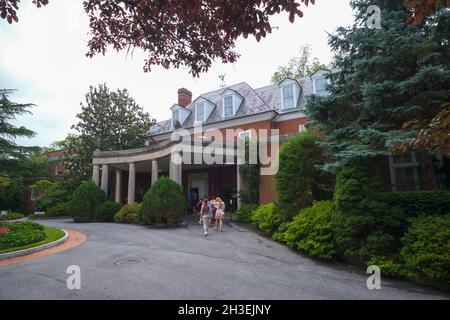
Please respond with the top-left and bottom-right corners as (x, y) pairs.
(305, 0), (450, 171)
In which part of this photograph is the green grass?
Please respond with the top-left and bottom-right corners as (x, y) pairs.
(0, 227), (66, 255)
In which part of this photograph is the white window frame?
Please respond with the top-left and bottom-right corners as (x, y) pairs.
(172, 108), (180, 128)
(238, 130), (252, 140)
(281, 84), (296, 110)
(299, 124), (306, 133)
(389, 154), (420, 192)
(30, 187), (38, 201)
(223, 95), (234, 117)
(313, 76), (330, 96)
(195, 102), (205, 123)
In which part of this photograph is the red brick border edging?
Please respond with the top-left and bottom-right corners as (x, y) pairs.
(0, 229), (88, 267)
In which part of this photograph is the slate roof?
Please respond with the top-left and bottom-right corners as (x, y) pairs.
(148, 75), (316, 137)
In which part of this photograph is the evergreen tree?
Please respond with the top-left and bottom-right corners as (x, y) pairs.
(0, 89), (36, 158)
(305, 0), (450, 171)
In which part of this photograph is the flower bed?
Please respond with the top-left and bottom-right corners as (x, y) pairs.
(0, 221), (46, 250)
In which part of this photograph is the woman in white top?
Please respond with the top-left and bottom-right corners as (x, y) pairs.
(214, 197), (225, 232)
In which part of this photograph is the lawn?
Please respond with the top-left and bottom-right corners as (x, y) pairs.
(0, 227), (66, 255)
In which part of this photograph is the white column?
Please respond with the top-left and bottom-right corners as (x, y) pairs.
(169, 154), (182, 185)
(92, 164), (100, 186)
(237, 165), (243, 209)
(151, 159), (158, 185)
(100, 164), (109, 195)
(115, 169), (122, 203)
(127, 162), (136, 204)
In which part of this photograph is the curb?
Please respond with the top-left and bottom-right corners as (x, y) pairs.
(0, 229), (69, 261)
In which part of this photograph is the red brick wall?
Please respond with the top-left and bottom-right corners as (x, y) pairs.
(274, 117), (308, 136)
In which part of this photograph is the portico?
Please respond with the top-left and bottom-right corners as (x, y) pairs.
(92, 139), (242, 209)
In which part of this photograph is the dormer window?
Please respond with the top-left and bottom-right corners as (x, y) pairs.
(224, 95), (233, 117)
(195, 101), (205, 122)
(313, 77), (329, 96)
(311, 69), (332, 97)
(281, 84), (295, 109)
(279, 78), (301, 110)
(221, 88), (243, 117)
(170, 104), (190, 129)
(172, 108), (179, 128)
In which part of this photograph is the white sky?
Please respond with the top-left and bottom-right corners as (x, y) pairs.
(0, 0), (354, 147)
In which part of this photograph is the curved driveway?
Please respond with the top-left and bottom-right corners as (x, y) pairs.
(0, 218), (448, 300)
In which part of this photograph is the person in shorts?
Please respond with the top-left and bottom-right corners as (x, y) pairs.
(214, 197), (225, 232)
(200, 199), (211, 236)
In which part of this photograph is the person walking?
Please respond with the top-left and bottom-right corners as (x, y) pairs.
(214, 197), (225, 232)
(200, 199), (211, 236)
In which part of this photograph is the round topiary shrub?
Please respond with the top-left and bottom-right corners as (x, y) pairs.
(114, 203), (142, 223)
(70, 181), (106, 222)
(141, 177), (187, 226)
(95, 201), (122, 222)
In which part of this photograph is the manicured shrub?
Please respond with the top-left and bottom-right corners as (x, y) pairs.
(332, 159), (406, 262)
(251, 203), (283, 235)
(95, 201), (122, 222)
(279, 201), (336, 260)
(378, 190), (450, 217)
(0, 221), (46, 250)
(400, 214), (450, 284)
(0, 212), (24, 221)
(236, 204), (258, 222)
(114, 203), (142, 223)
(275, 131), (322, 220)
(70, 181), (106, 222)
(141, 177), (186, 226)
(47, 202), (71, 217)
(366, 256), (405, 277)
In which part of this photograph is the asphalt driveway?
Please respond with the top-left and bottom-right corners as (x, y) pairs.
(0, 218), (448, 300)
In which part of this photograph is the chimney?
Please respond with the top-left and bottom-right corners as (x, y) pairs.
(177, 88), (192, 107)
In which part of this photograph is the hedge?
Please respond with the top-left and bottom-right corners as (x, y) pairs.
(275, 132), (322, 219)
(378, 190), (450, 217)
(236, 204), (258, 222)
(0, 212), (24, 221)
(400, 214), (450, 284)
(95, 201), (122, 222)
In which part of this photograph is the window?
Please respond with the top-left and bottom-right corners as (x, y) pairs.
(389, 154), (420, 192)
(172, 108), (179, 128)
(299, 124), (306, 132)
(314, 77), (329, 96)
(281, 84), (295, 109)
(30, 188), (38, 201)
(54, 165), (59, 176)
(224, 95), (233, 117)
(239, 130), (251, 140)
(196, 102), (205, 122)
